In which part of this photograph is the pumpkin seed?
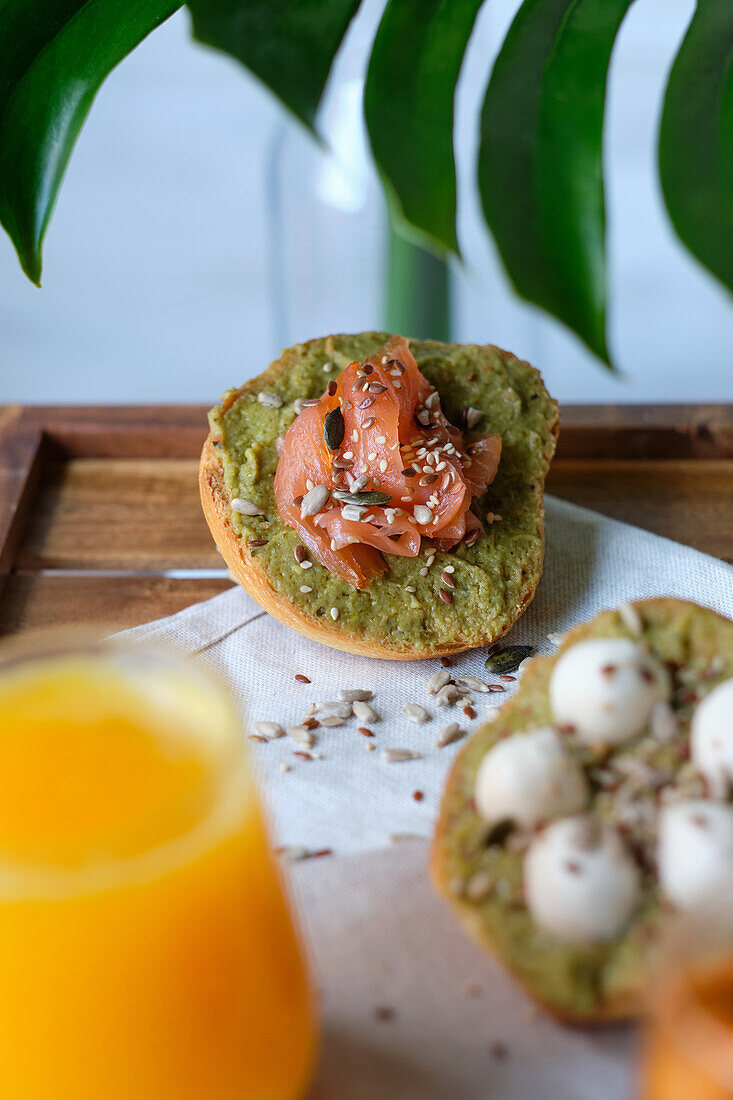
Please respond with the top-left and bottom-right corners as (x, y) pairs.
(339, 491), (393, 506)
(484, 645), (533, 675)
(324, 407), (345, 450)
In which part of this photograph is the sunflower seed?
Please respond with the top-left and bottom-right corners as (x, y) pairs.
(436, 722), (464, 747)
(337, 688), (373, 703)
(352, 700), (378, 723)
(258, 392), (283, 408)
(404, 703), (429, 723)
(650, 701), (679, 741)
(466, 870), (494, 901)
(231, 497), (264, 516)
(352, 474), (369, 492)
(465, 406), (483, 429)
(254, 721), (284, 740)
(300, 484), (330, 518)
(427, 669), (452, 694)
(436, 684), (460, 707)
(619, 601), (643, 636)
(317, 702), (353, 718)
(287, 726), (315, 748)
(381, 748), (421, 763)
(324, 406), (345, 450)
(320, 715), (347, 727)
(456, 675), (491, 693)
(485, 645), (533, 675)
(342, 504), (367, 521)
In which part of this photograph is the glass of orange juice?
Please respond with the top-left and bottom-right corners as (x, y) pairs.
(642, 887), (733, 1099)
(0, 636), (316, 1100)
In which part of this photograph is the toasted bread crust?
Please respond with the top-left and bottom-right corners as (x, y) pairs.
(199, 334), (558, 660)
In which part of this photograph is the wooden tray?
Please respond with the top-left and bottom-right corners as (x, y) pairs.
(1, 404), (731, 637)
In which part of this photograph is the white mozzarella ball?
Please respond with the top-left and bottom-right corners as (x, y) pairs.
(549, 638), (670, 745)
(658, 800), (733, 911)
(524, 817), (641, 943)
(474, 727), (588, 829)
(691, 679), (733, 798)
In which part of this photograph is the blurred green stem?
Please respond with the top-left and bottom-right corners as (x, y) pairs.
(386, 225), (451, 341)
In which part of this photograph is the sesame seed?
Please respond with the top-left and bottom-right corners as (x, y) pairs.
(404, 585), (416, 593)
(323, 362), (334, 372)
(330, 607), (339, 620)
(300, 561), (313, 570)
(368, 451), (377, 461)
(300, 585), (312, 593)
(379, 459), (388, 472)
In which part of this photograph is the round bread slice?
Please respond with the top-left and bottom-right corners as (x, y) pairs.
(200, 332), (558, 660)
(431, 598), (733, 1022)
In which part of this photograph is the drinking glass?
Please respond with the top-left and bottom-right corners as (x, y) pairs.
(0, 637), (316, 1100)
(642, 886), (733, 1099)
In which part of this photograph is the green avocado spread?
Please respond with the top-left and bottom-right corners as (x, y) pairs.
(208, 333), (557, 655)
(434, 600), (733, 1017)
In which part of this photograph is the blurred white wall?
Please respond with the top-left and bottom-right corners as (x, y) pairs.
(0, 0), (730, 405)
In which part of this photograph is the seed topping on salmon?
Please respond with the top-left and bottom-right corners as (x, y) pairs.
(273, 337), (502, 589)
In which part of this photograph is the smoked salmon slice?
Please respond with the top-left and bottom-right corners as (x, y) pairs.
(274, 337), (501, 590)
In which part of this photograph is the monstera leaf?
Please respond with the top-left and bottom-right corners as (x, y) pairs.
(478, 0), (635, 366)
(0, 0), (731, 368)
(659, 0), (733, 294)
(0, 0), (180, 285)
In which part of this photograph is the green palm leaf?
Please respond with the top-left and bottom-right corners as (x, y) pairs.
(188, 0), (363, 133)
(478, 0), (635, 367)
(365, 0), (485, 255)
(0, 0), (179, 285)
(659, 0), (733, 294)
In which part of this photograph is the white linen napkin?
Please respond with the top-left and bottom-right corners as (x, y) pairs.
(116, 497), (733, 855)
(295, 839), (637, 1100)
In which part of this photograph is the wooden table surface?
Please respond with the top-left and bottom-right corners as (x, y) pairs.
(1, 404), (731, 637)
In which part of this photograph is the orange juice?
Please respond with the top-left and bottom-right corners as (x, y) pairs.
(643, 953), (733, 1099)
(0, 647), (316, 1100)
